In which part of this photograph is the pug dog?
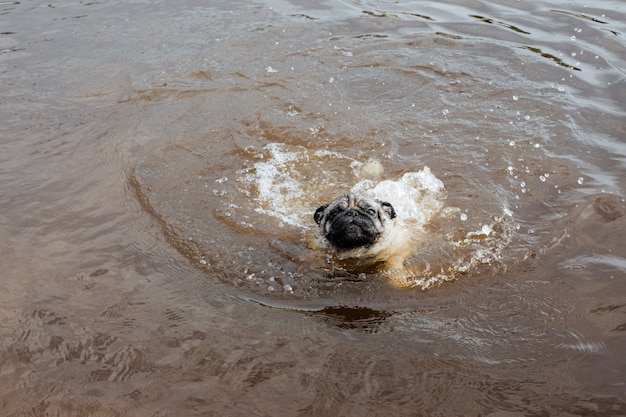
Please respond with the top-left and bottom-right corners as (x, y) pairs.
(314, 194), (406, 268)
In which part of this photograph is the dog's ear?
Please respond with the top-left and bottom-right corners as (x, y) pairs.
(314, 204), (329, 225)
(379, 200), (396, 219)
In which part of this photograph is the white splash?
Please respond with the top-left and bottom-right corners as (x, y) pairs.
(351, 167), (445, 226)
(246, 143), (446, 231)
(250, 143), (307, 227)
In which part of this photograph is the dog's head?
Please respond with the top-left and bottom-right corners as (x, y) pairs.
(314, 194), (396, 252)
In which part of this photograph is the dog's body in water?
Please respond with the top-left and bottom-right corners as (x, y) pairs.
(314, 194), (410, 271)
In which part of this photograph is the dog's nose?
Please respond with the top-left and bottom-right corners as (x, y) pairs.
(347, 210), (359, 217)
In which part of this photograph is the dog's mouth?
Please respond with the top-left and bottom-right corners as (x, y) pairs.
(326, 217), (381, 251)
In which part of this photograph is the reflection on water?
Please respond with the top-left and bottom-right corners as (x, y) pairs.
(309, 306), (393, 331)
(1, 0), (625, 415)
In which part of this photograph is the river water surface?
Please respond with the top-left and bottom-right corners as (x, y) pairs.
(1, 0), (625, 415)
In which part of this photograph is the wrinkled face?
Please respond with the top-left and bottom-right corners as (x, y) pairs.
(314, 194), (396, 251)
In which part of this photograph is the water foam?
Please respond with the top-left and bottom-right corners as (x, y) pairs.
(250, 143), (308, 227)
(351, 168), (445, 227)
(247, 143), (446, 230)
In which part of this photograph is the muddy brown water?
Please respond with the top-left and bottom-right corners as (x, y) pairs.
(1, 0), (625, 415)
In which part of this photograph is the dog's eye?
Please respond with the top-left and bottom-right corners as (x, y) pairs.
(366, 208), (377, 216)
(328, 206), (343, 220)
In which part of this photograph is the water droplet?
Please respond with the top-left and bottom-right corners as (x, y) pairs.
(509, 140), (516, 146)
(571, 35), (576, 40)
(577, 177), (584, 185)
(540, 175), (546, 182)
(524, 115), (530, 121)
(513, 95), (519, 101)
(569, 264), (585, 271)
(442, 109), (449, 116)
(533, 143), (541, 149)
(460, 213), (468, 221)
